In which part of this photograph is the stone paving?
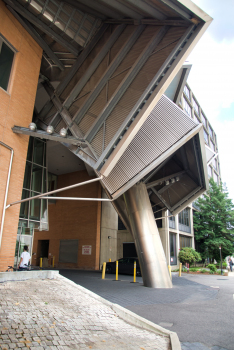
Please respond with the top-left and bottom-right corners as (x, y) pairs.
(0, 275), (171, 350)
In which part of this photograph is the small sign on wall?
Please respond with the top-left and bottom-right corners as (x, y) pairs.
(82, 245), (92, 255)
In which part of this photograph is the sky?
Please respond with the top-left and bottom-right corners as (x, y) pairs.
(185, 0), (234, 201)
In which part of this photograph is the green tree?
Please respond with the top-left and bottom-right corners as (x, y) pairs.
(178, 247), (201, 265)
(193, 178), (234, 262)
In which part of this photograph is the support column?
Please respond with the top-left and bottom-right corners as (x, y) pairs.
(123, 183), (172, 288)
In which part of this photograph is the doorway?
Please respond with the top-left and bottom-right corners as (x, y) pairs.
(37, 240), (49, 265)
(123, 242), (137, 258)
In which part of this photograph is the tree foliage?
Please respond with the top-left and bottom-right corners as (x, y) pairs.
(178, 247), (201, 265)
(193, 178), (234, 262)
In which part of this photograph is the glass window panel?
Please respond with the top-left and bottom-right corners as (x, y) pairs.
(208, 166), (212, 178)
(29, 192), (40, 221)
(203, 130), (209, 144)
(213, 158), (217, 170)
(194, 112), (200, 124)
(183, 97), (192, 117)
(209, 125), (213, 138)
(183, 85), (190, 100)
(14, 235), (20, 266)
(201, 113), (207, 127)
(33, 139), (44, 165)
(42, 169), (47, 193)
(29, 221), (40, 230)
(192, 98), (199, 114)
(27, 137), (33, 161)
(210, 141), (215, 152)
(43, 141), (47, 167)
(23, 162), (31, 189)
(21, 227), (33, 235)
(31, 165), (42, 192)
(40, 199), (48, 230)
(19, 190), (30, 219)
(0, 41), (14, 91)
(18, 220), (28, 228)
(213, 172), (219, 184)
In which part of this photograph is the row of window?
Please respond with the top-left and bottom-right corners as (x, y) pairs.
(0, 35), (15, 92)
(182, 85), (216, 145)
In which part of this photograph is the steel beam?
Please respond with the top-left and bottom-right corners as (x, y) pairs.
(124, 183), (172, 288)
(99, 0), (142, 19)
(4, 0), (80, 56)
(105, 19), (189, 26)
(38, 24), (109, 120)
(12, 126), (85, 145)
(124, 0), (166, 20)
(73, 25), (145, 125)
(145, 171), (185, 189)
(6, 7), (65, 71)
(42, 81), (83, 138)
(70, 0), (122, 19)
(85, 25), (169, 143)
(63, 24), (126, 109)
(63, 0), (107, 19)
(159, 0), (195, 22)
(151, 187), (171, 210)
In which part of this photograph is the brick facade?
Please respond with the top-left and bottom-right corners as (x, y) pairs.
(33, 170), (102, 270)
(0, 0), (42, 271)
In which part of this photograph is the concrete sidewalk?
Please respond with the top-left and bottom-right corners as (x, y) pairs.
(0, 274), (176, 350)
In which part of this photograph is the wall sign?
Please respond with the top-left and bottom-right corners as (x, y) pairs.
(82, 245), (92, 255)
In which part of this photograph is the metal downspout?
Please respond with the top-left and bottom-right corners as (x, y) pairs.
(0, 141), (14, 251)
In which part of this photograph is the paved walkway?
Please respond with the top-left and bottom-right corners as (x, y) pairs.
(60, 270), (234, 350)
(0, 275), (171, 350)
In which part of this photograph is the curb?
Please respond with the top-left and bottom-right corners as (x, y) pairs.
(56, 274), (181, 350)
(0, 270), (59, 283)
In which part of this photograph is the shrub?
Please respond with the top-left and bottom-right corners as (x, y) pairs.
(209, 270), (215, 274)
(172, 269), (179, 272)
(178, 247), (202, 265)
(207, 264), (217, 272)
(189, 267), (200, 272)
(200, 269), (207, 273)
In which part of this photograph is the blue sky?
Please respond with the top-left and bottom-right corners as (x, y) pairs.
(186, 0), (234, 201)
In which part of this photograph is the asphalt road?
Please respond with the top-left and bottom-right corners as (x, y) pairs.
(59, 270), (234, 350)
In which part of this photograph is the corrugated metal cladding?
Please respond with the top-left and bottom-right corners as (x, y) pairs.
(90, 26), (188, 155)
(101, 95), (197, 195)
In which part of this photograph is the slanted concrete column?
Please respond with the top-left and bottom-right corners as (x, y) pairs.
(123, 183), (172, 288)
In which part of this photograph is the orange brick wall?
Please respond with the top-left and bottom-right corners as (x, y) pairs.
(33, 170), (102, 270)
(0, 1), (42, 271)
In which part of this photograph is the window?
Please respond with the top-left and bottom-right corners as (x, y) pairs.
(213, 158), (217, 171)
(203, 130), (209, 144)
(208, 165), (212, 178)
(19, 137), (48, 230)
(183, 85), (190, 100)
(210, 141), (215, 152)
(168, 211), (175, 229)
(192, 98), (199, 114)
(118, 216), (126, 230)
(0, 36), (15, 91)
(208, 125), (213, 139)
(179, 208), (191, 233)
(201, 113), (207, 127)
(193, 113), (200, 124)
(180, 235), (192, 248)
(183, 97), (192, 117)
(213, 172), (219, 184)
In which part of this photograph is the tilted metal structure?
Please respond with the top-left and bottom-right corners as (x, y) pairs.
(7, 0), (212, 287)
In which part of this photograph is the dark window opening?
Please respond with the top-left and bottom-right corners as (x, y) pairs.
(0, 39), (15, 91)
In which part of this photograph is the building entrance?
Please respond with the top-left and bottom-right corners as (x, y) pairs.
(37, 240), (49, 266)
(123, 243), (137, 258)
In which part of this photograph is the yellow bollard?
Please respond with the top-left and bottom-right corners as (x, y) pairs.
(168, 265), (171, 279)
(116, 260), (118, 281)
(40, 257), (42, 269)
(102, 262), (106, 279)
(133, 260), (136, 283)
(109, 258), (111, 262)
(179, 262), (182, 277)
(52, 256), (55, 268)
